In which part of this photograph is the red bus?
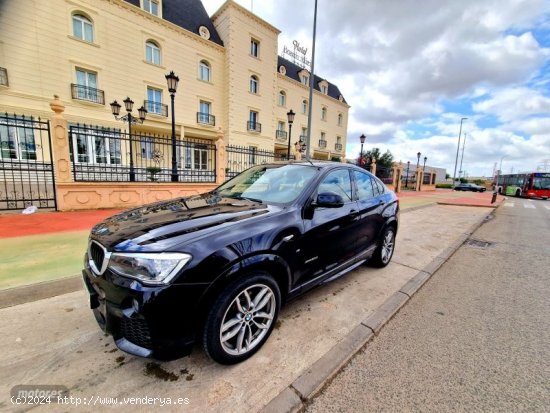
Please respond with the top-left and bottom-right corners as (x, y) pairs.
(494, 172), (550, 199)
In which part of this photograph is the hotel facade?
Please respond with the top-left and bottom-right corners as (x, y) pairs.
(0, 0), (349, 210)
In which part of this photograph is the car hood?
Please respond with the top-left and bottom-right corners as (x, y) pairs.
(90, 192), (274, 251)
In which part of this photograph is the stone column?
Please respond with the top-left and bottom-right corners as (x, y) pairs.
(415, 167), (423, 191)
(49, 95), (72, 183)
(392, 163), (403, 193)
(215, 127), (226, 184)
(370, 158), (377, 176)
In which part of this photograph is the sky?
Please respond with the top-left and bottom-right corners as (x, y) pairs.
(203, 0), (550, 178)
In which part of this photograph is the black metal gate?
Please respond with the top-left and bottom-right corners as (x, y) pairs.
(0, 113), (57, 211)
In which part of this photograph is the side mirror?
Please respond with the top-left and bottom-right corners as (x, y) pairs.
(315, 192), (344, 208)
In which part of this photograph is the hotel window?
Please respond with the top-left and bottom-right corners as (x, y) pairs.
(250, 38), (260, 57)
(278, 91), (286, 107)
(0, 68), (8, 86)
(321, 107), (327, 121)
(199, 60), (211, 82)
(320, 85), (328, 94)
(143, 0), (159, 16)
(0, 116), (37, 160)
(301, 75), (309, 85)
(337, 113), (343, 126)
(72, 13), (94, 42)
(198, 101), (213, 125)
(302, 100), (308, 114)
(74, 68), (102, 103)
(250, 75), (259, 94)
(146, 87), (163, 115)
(71, 127), (121, 164)
(140, 137), (155, 160)
(145, 41), (161, 65)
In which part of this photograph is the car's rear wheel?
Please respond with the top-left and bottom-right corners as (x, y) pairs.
(370, 226), (396, 268)
(203, 272), (280, 364)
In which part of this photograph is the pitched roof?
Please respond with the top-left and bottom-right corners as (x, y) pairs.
(124, 0), (223, 46)
(277, 56), (347, 104)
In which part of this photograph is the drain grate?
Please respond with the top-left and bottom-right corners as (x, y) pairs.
(466, 239), (493, 249)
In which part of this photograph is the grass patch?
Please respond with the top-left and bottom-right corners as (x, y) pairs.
(0, 231), (88, 290)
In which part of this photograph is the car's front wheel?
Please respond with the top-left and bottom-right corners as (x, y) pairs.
(203, 272), (281, 364)
(370, 226), (396, 268)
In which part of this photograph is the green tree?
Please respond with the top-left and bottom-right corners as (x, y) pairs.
(357, 147), (394, 170)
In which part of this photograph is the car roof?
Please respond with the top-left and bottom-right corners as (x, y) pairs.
(261, 161), (366, 171)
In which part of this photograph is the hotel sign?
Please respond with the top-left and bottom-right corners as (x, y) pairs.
(283, 40), (311, 68)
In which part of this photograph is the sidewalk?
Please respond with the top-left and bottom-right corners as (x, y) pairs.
(0, 203), (496, 412)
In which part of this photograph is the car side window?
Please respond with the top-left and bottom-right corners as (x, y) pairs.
(353, 171), (375, 200)
(373, 177), (386, 195)
(317, 169), (353, 202)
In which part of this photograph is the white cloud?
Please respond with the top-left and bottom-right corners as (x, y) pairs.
(202, 0), (550, 175)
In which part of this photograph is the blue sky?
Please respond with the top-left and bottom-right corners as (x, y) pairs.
(203, 0), (550, 177)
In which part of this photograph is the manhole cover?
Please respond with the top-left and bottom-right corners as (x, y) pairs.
(466, 239), (493, 249)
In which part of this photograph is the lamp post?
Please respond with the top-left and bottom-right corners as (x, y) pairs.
(452, 117), (467, 187)
(405, 161), (410, 188)
(359, 134), (366, 166)
(165, 71), (180, 182)
(423, 156), (427, 171)
(110, 97), (147, 182)
(459, 132), (467, 178)
(415, 152), (421, 191)
(286, 109), (295, 160)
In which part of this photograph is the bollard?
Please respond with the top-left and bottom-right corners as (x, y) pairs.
(491, 191), (497, 204)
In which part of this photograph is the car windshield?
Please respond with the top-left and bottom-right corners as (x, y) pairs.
(216, 164), (318, 204)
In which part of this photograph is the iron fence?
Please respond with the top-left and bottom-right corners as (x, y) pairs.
(225, 145), (292, 179)
(375, 165), (394, 185)
(69, 124), (216, 183)
(0, 113), (56, 210)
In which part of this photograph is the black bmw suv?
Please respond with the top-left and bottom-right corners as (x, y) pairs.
(83, 162), (399, 364)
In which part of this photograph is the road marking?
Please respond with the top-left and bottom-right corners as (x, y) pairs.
(523, 204), (536, 209)
(545, 205), (550, 210)
(504, 202), (514, 207)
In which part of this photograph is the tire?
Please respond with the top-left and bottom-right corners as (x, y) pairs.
(203, 272), (281, 364)
(370, 226), (396, 268)
(515, 189), (521, 197)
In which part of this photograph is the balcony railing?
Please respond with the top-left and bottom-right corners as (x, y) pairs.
(0, 67), (8, 86)
(318, 139), (327, 149)
(144, 100), (168, 117)
(71, 84), (105, 105)
(197, 112), (215, 126)
(247, 121), (261, 133)
(275, 130), (287, 142)
(334, 143), (343, 152)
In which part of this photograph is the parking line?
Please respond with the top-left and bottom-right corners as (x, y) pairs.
(503, 202), (514, 207)
(523, 204), (536, 209)
(545, 205), (550, 210)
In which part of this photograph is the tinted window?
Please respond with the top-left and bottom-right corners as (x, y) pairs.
(318, 169), (353, 202)
(353, 171), (375, 200)
(373, 177), (386, 195)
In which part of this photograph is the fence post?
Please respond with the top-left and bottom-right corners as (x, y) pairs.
(416, 168), (423, 191)
(370, 158), (377, 176)
(215, 127), (226, 184)
(49, 95), (72, 184)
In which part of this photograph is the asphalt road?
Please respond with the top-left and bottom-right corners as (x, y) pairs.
(307, 198), (550, 412)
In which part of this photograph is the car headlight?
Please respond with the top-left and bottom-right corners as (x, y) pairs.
(108, 252), (192, 286)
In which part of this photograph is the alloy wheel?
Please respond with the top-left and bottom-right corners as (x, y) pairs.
(381, 229), (395, 264)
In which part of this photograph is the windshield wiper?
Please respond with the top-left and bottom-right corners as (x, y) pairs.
(238, 196), (264, 203)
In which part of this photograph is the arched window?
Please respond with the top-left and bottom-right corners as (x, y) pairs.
(199, 60), (211, 82)
(145, 41), (161, 65)
(250, 75), (259, 94)
(321, 107), (327, 121)
(278, 90), (286, 106)
(302, 99), (308, 114)
(72, 13), (94, 42)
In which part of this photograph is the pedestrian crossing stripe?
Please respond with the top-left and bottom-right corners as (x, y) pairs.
(523, 204), (536, 209)
(546, 205), (550, 210)
(504, 202), (514, 207)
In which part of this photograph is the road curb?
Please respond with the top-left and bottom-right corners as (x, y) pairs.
(0, 275), (82, 309)
(260, 209), (495, 413)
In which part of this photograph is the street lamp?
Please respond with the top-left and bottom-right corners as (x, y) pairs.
(459, 132), (468, 178)
(165, 71), (180, 182)
(359, 134), (366, 166)
(423, 156), (427, 171)
(110, 97), (147, 182)
(452, 117), (467, 187)
(415, 152), (421, 191)
(286, 109), (295, 159)
(405, 161), (410, 188)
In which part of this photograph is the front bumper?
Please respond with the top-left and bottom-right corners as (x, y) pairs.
(82, 262), (207, 360)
